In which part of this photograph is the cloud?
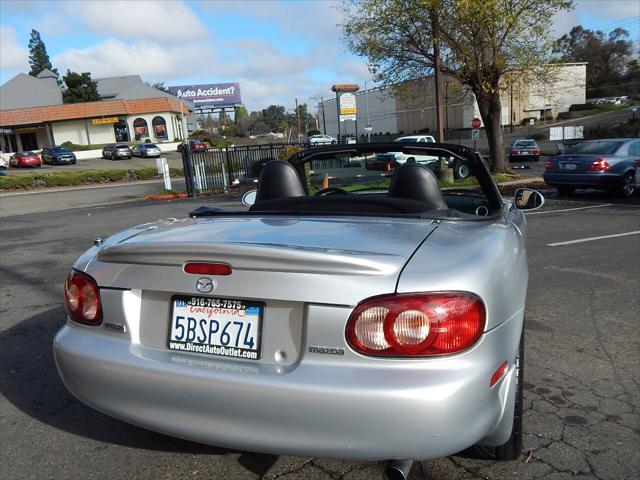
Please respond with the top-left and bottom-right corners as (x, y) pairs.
(68, 0), (208, 43)
(0, 26), (28, 70)
(52, 39), (215, 80)
(221, 39), (313, 79)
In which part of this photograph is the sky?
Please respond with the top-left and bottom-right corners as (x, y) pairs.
(0, 0), (639, 113)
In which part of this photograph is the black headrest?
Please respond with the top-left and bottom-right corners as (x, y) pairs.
(387, 163), (447, 210)
(255, 160), (305, 202)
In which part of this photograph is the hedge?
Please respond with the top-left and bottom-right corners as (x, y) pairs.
(0, 167), (183, 190)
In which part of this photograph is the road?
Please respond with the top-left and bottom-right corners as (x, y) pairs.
(0, 178), (186, 217)
(0, 192), (639, 479)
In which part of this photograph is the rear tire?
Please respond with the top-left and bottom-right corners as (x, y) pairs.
(557, 186), (575, 196)
(465, 330), (524, 461)
(618, 172), (636, 198)
(454, 161), (471, 180)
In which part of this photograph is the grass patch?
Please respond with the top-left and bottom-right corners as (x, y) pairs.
(0, 167), (184, 190)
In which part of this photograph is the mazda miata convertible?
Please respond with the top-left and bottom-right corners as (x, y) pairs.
(54, 143), (543, 470)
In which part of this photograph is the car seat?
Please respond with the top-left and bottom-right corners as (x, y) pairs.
(387, 163), (447, 210)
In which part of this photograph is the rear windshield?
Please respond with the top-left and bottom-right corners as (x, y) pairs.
(115, 144), (129, 148)
(566, 141), (623, 155)
(144, 144), (158, 148)
(53, 147), (69, 153)
(515, 140), (536, 147)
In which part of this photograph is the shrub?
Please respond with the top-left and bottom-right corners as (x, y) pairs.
(569, 103), (595, 112)
(307, 128), (321, 136)
(278, 145), (303, 160)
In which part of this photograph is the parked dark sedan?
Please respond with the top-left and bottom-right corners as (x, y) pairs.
(543, 138), (639, 197)
(132, 143), (161, 158)
(42, 146), (77, 165)
(9, 151), (42, 168)
(102, 144), (132, 160)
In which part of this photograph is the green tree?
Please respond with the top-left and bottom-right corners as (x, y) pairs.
(261, 105), (288, 132)
(554, 26), (633, 97)
(146, 81), (170, 93)
(28, 29), (60, 83)
(342, 0), (573, 173)
(62, 71), (101, 104)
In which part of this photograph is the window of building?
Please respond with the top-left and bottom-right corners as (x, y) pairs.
(114, 119), (130, 142)
(133, 118), (149, 140)
(152, 116), (168, 139)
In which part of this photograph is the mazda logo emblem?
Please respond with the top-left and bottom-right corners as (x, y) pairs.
(196, 277), (215, 293)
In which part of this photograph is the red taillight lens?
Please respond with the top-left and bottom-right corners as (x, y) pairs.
(64, 271), (102, 325)
(532, 149), (539, 155)
(545, 160), (552, 171)
(346, 292), (485, 357)
(184, 262), (232, 275)
(511, 150), (517, 155)
(489, 361), (509, 388)
(588, 158), (610, 171)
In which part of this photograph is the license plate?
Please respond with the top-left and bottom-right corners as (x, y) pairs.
(168, 295), (263, 360)
(564, 163), (577, 170)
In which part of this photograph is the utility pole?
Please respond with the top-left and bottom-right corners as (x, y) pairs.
(295, 98), (301, 142)
(430, 8), (445, 143)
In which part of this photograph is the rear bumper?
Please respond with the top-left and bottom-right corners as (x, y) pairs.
(509, 154), (538, 162)
(54, 313), (521, 460)
(543, 172), (624, 189)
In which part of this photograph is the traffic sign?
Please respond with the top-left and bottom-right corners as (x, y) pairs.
(471, 129), (480, 140)
(471, 117), (482, 129)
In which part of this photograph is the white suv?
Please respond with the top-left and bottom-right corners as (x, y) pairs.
(376, 135), (439, 166)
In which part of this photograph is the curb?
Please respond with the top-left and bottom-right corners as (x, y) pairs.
(144, 193), (188, 200)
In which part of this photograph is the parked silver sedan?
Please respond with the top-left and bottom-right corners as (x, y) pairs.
(54, 143), (542, 466)
(543, 138), (639, 197)
(132, 143), (162, 158)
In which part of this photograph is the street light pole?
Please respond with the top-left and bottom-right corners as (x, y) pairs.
(365, 80), (371, 142)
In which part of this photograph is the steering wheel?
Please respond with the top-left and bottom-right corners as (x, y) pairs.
(314, 187), (348, 196)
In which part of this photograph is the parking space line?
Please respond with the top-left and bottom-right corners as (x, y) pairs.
(526, 204), (611, 215)
(548, 231), (640, 246)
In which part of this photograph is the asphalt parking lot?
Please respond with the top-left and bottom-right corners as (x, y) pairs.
(0, 191), (638, 479)
(2, 150), (185, 175)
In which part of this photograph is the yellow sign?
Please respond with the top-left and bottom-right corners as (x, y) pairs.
(340, 107), (357, 115)
(92, 117), (119, 125)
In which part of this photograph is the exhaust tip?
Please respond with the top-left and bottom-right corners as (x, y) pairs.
(383, 459), (413, 480)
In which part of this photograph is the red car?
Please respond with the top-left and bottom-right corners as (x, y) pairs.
(10, 151), (42, 168)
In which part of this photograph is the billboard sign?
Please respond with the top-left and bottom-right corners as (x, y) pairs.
(339, 92), (357, 115)
(168, 83), (242, 108)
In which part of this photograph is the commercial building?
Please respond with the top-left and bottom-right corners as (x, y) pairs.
(0, 73), (191, 153)
(319, 63), (587, 138)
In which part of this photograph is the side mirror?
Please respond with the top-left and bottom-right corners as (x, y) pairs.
(512, 188), (544, 211)
(242, 190), (257, 207)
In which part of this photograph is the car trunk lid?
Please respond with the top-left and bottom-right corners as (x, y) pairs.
(86, 216), (436, 366)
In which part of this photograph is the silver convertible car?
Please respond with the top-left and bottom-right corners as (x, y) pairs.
(54, 143), (543, 474)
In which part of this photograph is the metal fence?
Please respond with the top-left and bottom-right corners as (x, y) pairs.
(182, 143), (305, 196)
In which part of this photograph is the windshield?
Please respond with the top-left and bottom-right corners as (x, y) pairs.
(144, 144), (158, 148)
(566, 141), (623, 155)
(240, 144), (500, 220)
(515, 140), (536, 147)
(115, 144), (129, 148)
(53, 147), (68, 153)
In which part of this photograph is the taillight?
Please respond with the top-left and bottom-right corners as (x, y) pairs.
(545, 160), (552, 171)
(532, 149), (539, 155)
(511, 150), (517, 155)
(184, 262), (232, 275)
(64, 270), (102, 325)
(588, 158), (610, 171)
(346, 292), (485, 357)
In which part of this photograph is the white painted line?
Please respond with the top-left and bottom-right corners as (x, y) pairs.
(548, 231), (640, 247)
(526, 204), (611, 215)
